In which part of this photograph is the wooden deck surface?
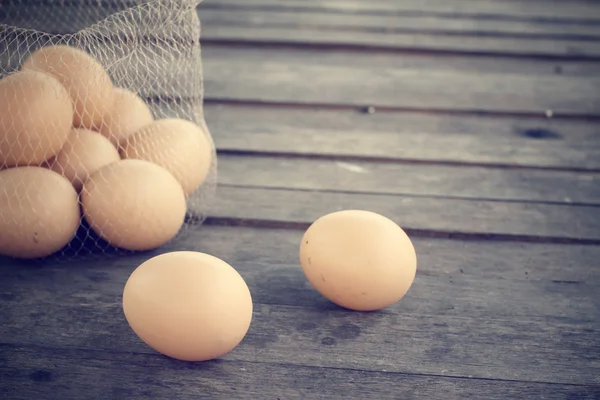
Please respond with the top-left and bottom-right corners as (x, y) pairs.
(2, 0), (600, 399)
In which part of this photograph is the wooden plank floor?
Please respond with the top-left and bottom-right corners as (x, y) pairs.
(2, 0), (600, 398)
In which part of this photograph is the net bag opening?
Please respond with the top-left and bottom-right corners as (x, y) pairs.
(0, 0), (217, 261)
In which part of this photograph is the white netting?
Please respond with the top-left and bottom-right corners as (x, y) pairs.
(0, 0), (217, 260)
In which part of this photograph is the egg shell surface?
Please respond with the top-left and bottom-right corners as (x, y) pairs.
(0, 166), (80, 259)
(299, 210), (417, 311)
(81, 159), (186, 251)
(123, 251), (253, 361)
(0, 70), (73, 167)
(98, 87), (154, 148)
(120, 118), (212, 197)
(21, 45), (114, 129)
(49, 128), (121, 192)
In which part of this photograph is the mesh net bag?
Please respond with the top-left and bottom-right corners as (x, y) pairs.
(0, 0), (217, 261)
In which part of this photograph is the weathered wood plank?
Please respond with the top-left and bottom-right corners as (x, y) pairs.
(3, 345), (599, 400)
(1, 289), (599, 386)
(196, 8), (600, 59)
(216, 154), (600, 205)
(199, 9), (600, 39)
(201, 25), (600, 60)
(202, 44), (600, 78)
(208, 185), (600, 242)
(201, 0), (600, 23)
(206, 104), (600, 171)
(201, 56), (600, 117)
(1, 226), (599, 384)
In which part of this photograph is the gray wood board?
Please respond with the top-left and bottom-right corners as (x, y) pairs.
(200, 0), (600, 23)
(198, 13), (600, 59)
(208, 185), (600, 242)
(215, 154), (600, 205)
(202, 44), (600, 78)
(205, 103), (600, 171)
(3, 4), (600, 58)
(3, 345), (599, 400)
(201, 54), (600, 117)
(1, 226), (599, 385)
(197, 9), (600, 39)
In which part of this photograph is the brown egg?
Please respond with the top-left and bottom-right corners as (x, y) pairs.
(299, 210), (417, 311)
(123, 251), (253, 361)
(0, 167), (80, 259)
(98, 87), (154, 148)
(49, 128), (121, 192)
(81, 159), (186, 251)
(0, 70), (73, 167)
(120, 118), (212, 196)
(21, 45), (114, 129)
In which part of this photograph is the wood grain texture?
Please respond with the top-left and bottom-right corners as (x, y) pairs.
(1, 226), (599, 385)
(208, 185), (600, 242)
(199, 8), (600, 39)
(201, 26), (600, 60)
(3, 346), (599, 400)
(197, 9), (600, 59)
(216, 154), (600, 205)
(206, 103), (600, 171)
(201, 44), (600, 78)
(202, 55), (600, 117)
(201, 0), (600, 22)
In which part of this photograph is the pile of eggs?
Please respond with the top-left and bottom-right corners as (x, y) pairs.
(0, 46), (418, 367)
(0, 45), (213, 259)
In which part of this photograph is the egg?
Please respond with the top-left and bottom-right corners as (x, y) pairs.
(21, 44), (114, 129)
(120, 118), (212, 196)
(122, 251), (253, 361)
(49, 128), (121, 192)
(81, 159), (186, 251)
(0, 167), (80, 259)
(98, 87), (154, 147)
(299, 210), (417, 311)
(0, 70), (73, 167)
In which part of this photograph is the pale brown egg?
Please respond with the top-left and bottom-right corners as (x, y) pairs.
(81, 159), (186, 251)
(98, 87), (154, 148)
(0, 166), (80, 259)
(49, 128), (121, 192)
(122, 251), (253, 361)
(0, 70), (73, 167)
(21, 45), (114, 129)
(299, 210), (417, 311)
(120, 118), (212, 196)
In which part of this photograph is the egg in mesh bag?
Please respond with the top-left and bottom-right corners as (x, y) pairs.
(0, 0), (217, 260)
